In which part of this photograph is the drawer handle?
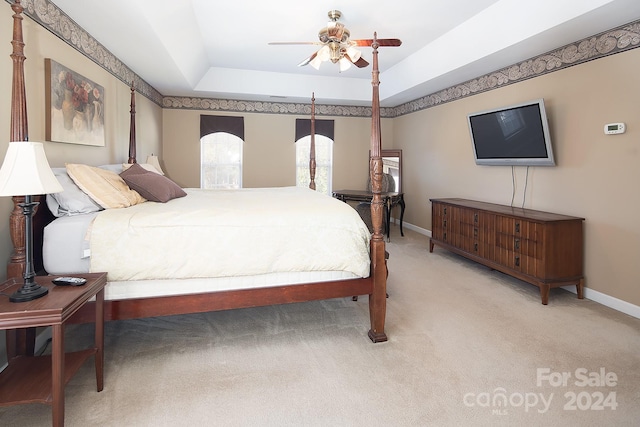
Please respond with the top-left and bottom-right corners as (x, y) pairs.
(474, 243), (478, 252)
(443, 207), (447, 214)
(443, 232), (447, 241)
(515, 222), (520, 233)
(474, 213), (478, 223)
(443, 220), (447, 228)
(514, 238), (520, 250)
(515, 256), (520, 267)
(474, 228), (478, 237)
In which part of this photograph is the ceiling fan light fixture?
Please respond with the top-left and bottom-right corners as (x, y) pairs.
(346, 45), (361, 62)
(317, 44), (331, 60)
(338, 57), (352, 72)
(271, 10), (399, 72)
(309, 56), (323, 70)
(309, 45), (330, 69)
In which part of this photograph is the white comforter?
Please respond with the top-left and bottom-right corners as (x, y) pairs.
(89, 187), (371, 281)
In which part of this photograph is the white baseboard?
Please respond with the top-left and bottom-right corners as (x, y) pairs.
(561, 286), (640, 319)
(390, 218), (431, 237)
(405, 220), (640, 320)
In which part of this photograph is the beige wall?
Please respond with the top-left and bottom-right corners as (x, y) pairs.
(0, 6), (163, 282)
(392, 48), (640, 307)
(163, 108), (394, 190)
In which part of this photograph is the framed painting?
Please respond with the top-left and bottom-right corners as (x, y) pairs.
(45, 59), (105, 146)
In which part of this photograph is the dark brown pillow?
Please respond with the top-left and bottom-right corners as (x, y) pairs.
(120, 163), (186, 203)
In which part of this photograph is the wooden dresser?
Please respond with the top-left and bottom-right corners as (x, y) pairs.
(429, 198), (584, 304)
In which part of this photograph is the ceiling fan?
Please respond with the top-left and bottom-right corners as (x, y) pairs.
(268, 10), (402, 72)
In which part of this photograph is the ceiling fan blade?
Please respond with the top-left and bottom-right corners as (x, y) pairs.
(351, 38), (402, 47)
(353, 57), (369, 68)
(298, 52), (318, 67)
(344, 51), (369, 68)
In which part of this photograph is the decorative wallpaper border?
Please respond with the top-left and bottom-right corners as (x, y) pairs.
(11, 0), (640, 118)
(161, 96), (397, 119)
(394, 20), (640, 117)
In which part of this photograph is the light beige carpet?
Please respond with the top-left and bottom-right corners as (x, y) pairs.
(1, 228), (639, 426)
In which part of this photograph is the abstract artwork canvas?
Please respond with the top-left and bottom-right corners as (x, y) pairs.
(45, 59), (105, 146)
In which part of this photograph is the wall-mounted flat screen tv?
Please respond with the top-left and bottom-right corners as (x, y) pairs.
(467, 99), (555, 166)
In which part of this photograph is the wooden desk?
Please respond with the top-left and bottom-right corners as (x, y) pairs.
(0, 272), (107, 426)
(332, 189), (405, 239)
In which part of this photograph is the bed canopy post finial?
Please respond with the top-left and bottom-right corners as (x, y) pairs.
(7, 0), (30, 281)
(128, 82), (137, 164)
(367, 32), (388, 343)
(309, 93), (316, 190)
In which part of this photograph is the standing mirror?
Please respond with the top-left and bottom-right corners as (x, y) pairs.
(381, 149), (402, 193)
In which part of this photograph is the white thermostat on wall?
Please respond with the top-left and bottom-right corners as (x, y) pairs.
(604, 123), (626, 134)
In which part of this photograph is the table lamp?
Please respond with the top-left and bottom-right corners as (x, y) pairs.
(0, 141), (63, 302)
(146, 154), (164, 175)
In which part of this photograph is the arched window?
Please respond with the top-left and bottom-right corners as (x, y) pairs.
(295, 118), (334, 195)
(201, 132), (243, 189)
(200, 115), (244, 189)
(296, 134), (333, 195)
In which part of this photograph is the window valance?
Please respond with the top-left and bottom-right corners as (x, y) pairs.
(295, 119), (334, 141)
(200, 115), (244, 139)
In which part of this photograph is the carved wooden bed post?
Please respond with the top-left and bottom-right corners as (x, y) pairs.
(7, 0), (29, 281)
(128, 82), (137, 164)
(308, 93), (317, 190)
(368, 34), (388, 343)
(5, 0), (38, 358)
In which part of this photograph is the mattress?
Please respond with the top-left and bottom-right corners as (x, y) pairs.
(43, 212), (98, 274)
(101, 271), (361, 301)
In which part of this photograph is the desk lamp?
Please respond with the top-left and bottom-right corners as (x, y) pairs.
(0, 141), (63, 302)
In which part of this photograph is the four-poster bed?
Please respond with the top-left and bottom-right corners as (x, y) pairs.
(5, 1), (390, 343)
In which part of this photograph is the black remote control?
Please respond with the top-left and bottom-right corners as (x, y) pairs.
(52, 277), (87, 286)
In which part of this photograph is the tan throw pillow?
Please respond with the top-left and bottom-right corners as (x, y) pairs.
(66, 163), (146, 209)
(120, 163), (186, 203)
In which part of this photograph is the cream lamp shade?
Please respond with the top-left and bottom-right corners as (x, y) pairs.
(0, 141), (63, 196)
(146, 154), (165, 175)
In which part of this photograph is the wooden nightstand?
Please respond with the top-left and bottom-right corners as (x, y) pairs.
(0, 272), (107, 426)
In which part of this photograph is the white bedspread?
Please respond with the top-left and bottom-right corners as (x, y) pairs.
(89, 187), (371, 281)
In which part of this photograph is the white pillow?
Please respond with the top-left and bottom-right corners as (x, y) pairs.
(46, 168), (103, 217)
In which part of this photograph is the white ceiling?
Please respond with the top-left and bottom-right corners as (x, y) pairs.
(51, 0), (640, 107)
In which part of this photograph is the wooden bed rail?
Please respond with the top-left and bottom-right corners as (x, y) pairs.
(69, 277), (374, 324)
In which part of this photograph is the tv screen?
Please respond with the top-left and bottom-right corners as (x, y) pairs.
(467, 99), (555, 166)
